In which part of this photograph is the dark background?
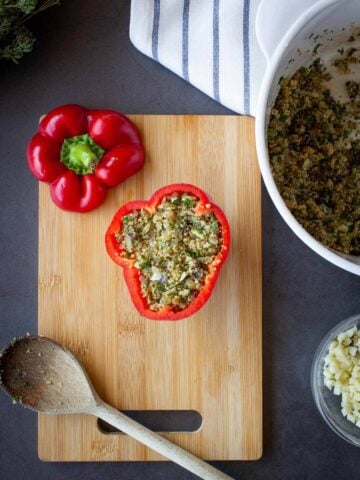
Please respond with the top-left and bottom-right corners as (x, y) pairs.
(1, 1), (360, 479)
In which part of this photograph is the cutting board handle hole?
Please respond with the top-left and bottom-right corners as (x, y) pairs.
(97, 410), (202, 434)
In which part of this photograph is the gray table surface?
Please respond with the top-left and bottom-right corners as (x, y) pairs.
(1, 1), (360, 479)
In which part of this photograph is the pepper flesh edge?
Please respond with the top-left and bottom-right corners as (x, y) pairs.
(105, 183), (230, 321)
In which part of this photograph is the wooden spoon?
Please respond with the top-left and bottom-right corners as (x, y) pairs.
(0, 335), (234, 480)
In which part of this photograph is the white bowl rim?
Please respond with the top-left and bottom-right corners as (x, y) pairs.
(255, 0), (360, 276)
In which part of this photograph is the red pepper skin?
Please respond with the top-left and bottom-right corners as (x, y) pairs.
(105, 184), (230, 321)
(27, 133), (65, 183)
(39, 104), (88, 143)
(50, 171), (107, 213)
(95, 144), (145, 187)
(27, 104), (145, 213)
(88, 110), (142, 149)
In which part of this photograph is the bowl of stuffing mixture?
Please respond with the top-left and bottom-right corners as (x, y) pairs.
(311, 313), (360, 446)
(256, 0), (360, 275)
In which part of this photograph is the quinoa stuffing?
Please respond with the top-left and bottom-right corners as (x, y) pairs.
(268, 57), (360, 255)
(115, 193), (222, 311)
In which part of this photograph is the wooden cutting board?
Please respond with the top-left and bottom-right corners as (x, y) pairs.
(38, 115), (262, 461)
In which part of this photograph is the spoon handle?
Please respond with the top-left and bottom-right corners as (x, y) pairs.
(94, 402), (234, 480)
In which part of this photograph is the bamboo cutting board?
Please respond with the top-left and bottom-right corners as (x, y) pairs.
(38, 115), (262, 461)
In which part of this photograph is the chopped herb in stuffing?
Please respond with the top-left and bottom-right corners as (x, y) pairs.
(333, 47), (360, 73)
(346, 80), (360, 99)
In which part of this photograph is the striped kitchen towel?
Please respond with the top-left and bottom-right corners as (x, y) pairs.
(130, 0), (266, 115)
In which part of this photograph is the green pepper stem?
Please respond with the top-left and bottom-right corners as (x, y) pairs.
(60, 134), (105, 175)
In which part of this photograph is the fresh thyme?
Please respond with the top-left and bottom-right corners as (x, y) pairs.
(0, 0), (60, 64)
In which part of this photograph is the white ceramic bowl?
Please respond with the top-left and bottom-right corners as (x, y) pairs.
(255, 0), (360, 275)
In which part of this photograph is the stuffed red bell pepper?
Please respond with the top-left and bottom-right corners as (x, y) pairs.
(105, 184), (230, 321)
(27, 104), (144, 212)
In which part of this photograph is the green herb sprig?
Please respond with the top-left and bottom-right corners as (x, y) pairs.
(0, 0), (59, 64)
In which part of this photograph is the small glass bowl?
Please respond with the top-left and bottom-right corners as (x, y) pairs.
(311, 313), (360, 447)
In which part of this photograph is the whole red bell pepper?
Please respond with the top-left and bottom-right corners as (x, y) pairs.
(27, 104), (144, 212)
(105, 184), (230, 321)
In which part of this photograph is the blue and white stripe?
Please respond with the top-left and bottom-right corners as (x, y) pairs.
(130, 0), (265, 115)
(243, 0), (251, 114)
(151, 0), (160, 61)
(213, 0), (220, 102)
(182, 0), (190, 81)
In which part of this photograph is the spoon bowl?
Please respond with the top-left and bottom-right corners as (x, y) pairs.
(0, 335), (98, 414)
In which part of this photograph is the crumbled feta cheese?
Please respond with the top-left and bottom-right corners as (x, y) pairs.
(323, 325), (360, 428)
